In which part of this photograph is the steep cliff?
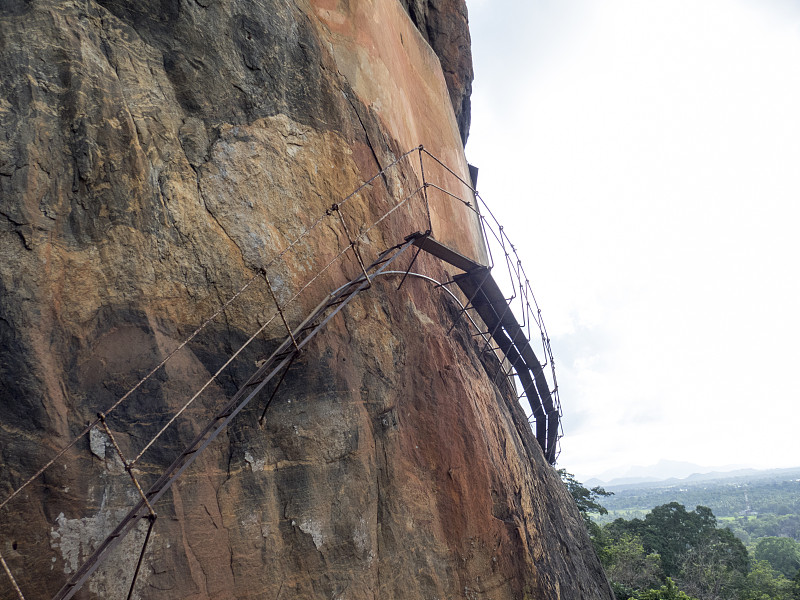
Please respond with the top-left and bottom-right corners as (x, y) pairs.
(0, 1), (613, 598)
(398, 0), (473, 144)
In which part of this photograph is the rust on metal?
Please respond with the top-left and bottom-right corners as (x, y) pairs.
(452, 268), (559, 463)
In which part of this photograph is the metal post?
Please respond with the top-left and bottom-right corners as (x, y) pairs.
(334, 206), (372, 288)
(97, 414), (157, 519)
(0, 549), (26, 600)
(263, 272), (299, 351)
(396, 244), (424, 291)
(258, 352), (299, 426)
(125, 515), (156, 600)
(417, 146), (432, 235)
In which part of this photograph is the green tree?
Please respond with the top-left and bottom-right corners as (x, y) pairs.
(740, 560), (794, 600)
(793, 569), (800, 599)
(604, 503), (751, 599)
(634, 577), (699, 600)
(558, 469), (613, 523)
(634, 502), (718, 577)
(558, 469), (613, 558)
(678, 528), (748, 600)
(754, 537), (800, 580)
(604, 533), (663, 593)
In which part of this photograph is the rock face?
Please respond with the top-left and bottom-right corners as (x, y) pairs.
(0, 1), (613, 599)
(399, 0), (473, 144)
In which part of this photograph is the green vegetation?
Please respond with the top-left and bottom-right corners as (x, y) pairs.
(754, 538), (800, 579)
(559, 468), (614, 557)
(593, 470), (800, 552)
(596, 471), (800, 525)
(633, 578), (699, 600)
(559, 470), (800, 600)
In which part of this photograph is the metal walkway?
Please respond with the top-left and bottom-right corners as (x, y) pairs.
(412, 236), (559, 463)
(0, 147), (561, 600)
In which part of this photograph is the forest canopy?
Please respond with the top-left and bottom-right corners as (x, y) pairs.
(560, 471), (800, 600)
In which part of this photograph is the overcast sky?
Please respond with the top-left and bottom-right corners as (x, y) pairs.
(464, 0), (800, 482)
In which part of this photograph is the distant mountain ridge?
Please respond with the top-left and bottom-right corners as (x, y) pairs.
(586, 462), (800, 490)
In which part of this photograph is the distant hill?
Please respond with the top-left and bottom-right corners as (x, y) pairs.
(610, 466), (799, 491)
(593, 466), (800, 523)
(585, 461), (793, 488)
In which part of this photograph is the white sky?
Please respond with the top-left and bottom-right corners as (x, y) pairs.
(465, 0), (800, 482)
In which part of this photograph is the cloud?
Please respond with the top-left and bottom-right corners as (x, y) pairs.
(467, 0), (800, 478)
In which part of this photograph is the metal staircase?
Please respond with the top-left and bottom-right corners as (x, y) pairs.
(0, 147), (561, 600)
(49, 237), (419, 600)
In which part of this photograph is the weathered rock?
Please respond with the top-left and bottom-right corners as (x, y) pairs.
(399, 0), (474, 144)
(0, 1), (612, 598)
